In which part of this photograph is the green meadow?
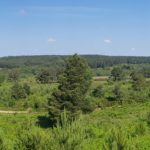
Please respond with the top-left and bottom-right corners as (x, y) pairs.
(0, 55), (149, 149)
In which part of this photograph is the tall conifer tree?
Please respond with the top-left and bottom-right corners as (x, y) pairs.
(48, 54), (92, 124)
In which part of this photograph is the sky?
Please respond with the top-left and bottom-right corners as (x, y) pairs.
(0, 0), (150, 56)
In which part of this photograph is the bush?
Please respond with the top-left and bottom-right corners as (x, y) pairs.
(92, 85), (104, 98)
(50, 111), (87, 150)
(8, 69), (20, 82)
(36, 70), (51, 84)
(15, 118), (51, 150)
(112, 84), (124, 104)
(111, 67), (124, 81)
(11, 83), (31, 100)
(16, 128), (50, 150)
(103, 127), (131, 150)
(23, 83), (31, 95)
(131, 72), (146, 91)
(11, 83), (27, 100)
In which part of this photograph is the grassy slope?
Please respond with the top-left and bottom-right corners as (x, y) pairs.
(80, 102), (150, 149)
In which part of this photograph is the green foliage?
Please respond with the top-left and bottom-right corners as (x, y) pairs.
(0, 102), (150, 149)
(2, 55), (150, 70)
(8, 69), (20, 82)
(111, 67), (124, 81)
(48, 54), (92, 125)
(15, 118), (50, 150)
(131, 72), (146, 91)
(146, 112), (150, 126)
(0, 74), (5, 85)
(11, 82), (31, 100)
(133, 122), (147, 136)
(50, 110), (86, 150)
(23, 83), (31, 96)
(112, 84), (124, 103)
(1, 55), (150, 149)
(16, 128), (50, 150)
(36, 69), (52, 84)
(92, 85), (104, 98)
(103, 127), (130, 150)
(0, 132), (7, 150)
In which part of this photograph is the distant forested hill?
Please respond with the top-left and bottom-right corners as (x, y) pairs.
(0, 55), (150, 69)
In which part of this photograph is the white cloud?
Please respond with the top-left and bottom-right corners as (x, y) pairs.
(48, 38), (56, 43)
(19, 9), (27, 16)
(104, 39), (112, 44)
(131, 47), (135, 51)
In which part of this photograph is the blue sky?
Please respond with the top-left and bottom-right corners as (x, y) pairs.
(0, 0), (150, 56)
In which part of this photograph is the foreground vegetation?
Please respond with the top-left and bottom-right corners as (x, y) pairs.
(0, 102), (150, 149)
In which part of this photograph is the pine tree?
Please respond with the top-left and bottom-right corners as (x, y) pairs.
(48, 54), (92, 125)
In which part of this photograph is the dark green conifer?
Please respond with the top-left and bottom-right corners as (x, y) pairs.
(48, 54), (92, 125)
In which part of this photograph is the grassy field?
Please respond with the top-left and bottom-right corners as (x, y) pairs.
(0, 64), (149, 149)
(0, 101), (150, 149)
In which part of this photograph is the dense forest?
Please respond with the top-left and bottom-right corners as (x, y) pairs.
(0, 54), (150, 149)
(1, 55), (150, 69)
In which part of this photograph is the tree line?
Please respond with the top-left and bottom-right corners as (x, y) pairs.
(1, 55), (150, 69)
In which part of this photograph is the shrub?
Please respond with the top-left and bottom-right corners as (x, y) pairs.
(8, 69), (20, 82)
(131, 72), (146, 91)
(15, 118), (50, 150)
(11, 83), (27, 100)
(112, 84), (124, 104)
(36, 70), (51, 84)
(111, 67), (124, 81)
(50, 110), (87, 150)
(11, 83), (31, 100)
(103, 127), (131, 150)
(16, 128), (50, 150)
(92, 85), (104, 98)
